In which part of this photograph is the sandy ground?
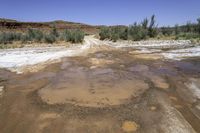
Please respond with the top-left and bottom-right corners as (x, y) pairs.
(0, 36), (200, 133)
(0, 36), (199, 73)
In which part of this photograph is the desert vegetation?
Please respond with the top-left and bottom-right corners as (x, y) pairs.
(0, 28), (85, 45)
(99, 15), (200, 42)
(159, 18), (200, 42)
(61, 29), (85, 43)
(1, 15), (200, 47)
(99, 15), (158, 41)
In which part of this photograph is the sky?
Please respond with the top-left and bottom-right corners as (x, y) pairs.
(0, 0), (200, 26)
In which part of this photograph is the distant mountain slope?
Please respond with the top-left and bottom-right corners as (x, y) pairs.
(0, 18), (17, 22)
(0, 18), (100, 34)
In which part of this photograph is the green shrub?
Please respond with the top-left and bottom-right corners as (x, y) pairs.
(21, 34), (30, 43)
(44, 34), (56, 44)
(62, 29), (72, 42)
(0, 32), (22, 44)
(148, 15), (158, 37)
(110, 27), (120, 42)
(27, 28), (44, 42)
(62, 29), (84, 43)
(27, 28), (35, 41)
(70, 30), (84, 43)
(197, 18), (200, 34)
(142, 18), (148, 29)
(119, 27), (128, 40)
(111, 26), (128, 41)
(176, 32), (200, 40)
(99, 15), (159, 42)
(99, 27), (110, 40)
(34, 30), (44, 42)
(128, 23), (148, 41)
(0, 28), (84, 45)
(111, 32), (119, 42)
(174, 24), (180, 35)
(50, 27), (59, 37)
(99, 26), (128, 41)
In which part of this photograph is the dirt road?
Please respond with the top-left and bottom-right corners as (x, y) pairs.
(0, 36), (200, 133)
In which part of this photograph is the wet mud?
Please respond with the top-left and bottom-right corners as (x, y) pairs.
(0, 47), (200, 133)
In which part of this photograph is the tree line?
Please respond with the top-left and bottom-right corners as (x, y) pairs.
(160, 19), (200, 40)
(99, 15), (200, 42)
(0, 28), (85, 44)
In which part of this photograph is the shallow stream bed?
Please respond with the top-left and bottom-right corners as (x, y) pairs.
(0, 37), (200, 133)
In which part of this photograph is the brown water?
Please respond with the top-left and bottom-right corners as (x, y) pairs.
(0, 47), (200, 133)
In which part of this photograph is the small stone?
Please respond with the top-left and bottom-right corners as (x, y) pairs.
(196, 104), (200, 110)
(90, 66), (97, 69)
(122, 121), (139, 132)
(174, 105), (183, 109)
(120, 65), (125, 68)
(0, 86), (4, 96)
(169, 96), (178, 101)
(151, 76), (169, 90)
(150, 106), (157, 111)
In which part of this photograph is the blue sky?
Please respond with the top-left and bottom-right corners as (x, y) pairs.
(0, 0), (200, 26)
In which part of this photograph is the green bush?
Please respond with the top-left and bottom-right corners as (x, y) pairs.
(50, 27), (59, 37)
(99, 27), (110, 40)
(160, 27), (174, 36)
(176, 32), (200, 40)
(0, 29), (85, 45)
(142, 18), (148, 29)
(119, 27), (128, 40)
(110, 27), (120, 42)
(111, 26), (128, 41)
(62, 29), (84, 43)
(111, 32), (119, 42)
(99, 15), (159, 42)
(62, 29), (72, 42)
(27, 28), (35, 41)
(34, 30), (44, 42)
(99, 26), (128, 41)
(0, 32), (22, 44)
(21, 34), (30, 43)
(148, 15), (158, 37)
(128, 23), (148, 41)
(174, 24), (180, 35)
(27, 28), (44, 42)
(197, 18), (200, 34)
(44, 34), (56, 44)
(70, 30), (84, 43)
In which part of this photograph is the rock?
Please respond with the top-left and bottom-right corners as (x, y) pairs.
(90, 66), (97, 69)
(150, 106), (157, 111)
(122, 121), (139, 132)
(88, 58), (114, 66)
(129, 65), (149, 72)
(0, 86), (4, 96)
(120, 64), (125, 68)
(169, 96), (178, 101)
(151, 76), (169, 90)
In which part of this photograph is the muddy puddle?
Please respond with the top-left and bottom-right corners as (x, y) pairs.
(0, 43), (200, 132)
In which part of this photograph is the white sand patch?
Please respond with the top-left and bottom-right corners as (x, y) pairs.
(105, 40), (193, 49)
(0, 37), (200, 73)
(162, 46), (200, 60)
(0, 47), (84, 70)
(157, 93), (196, 133)
(0, 36), (97, 73)
(105, 39), (200, 60)
(161, 104), (196, 133)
